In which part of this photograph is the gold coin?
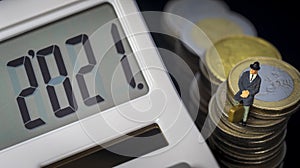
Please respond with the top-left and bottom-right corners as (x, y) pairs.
(199, 60), (221, 88)
(228, 57), (300, 111)
(192, 17), (244, 44)
(205, 35), (282, 82)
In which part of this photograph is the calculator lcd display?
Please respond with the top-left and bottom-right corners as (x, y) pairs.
(0, 3), (148, 150)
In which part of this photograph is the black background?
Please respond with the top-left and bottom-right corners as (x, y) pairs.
(135, 0), (299, 167)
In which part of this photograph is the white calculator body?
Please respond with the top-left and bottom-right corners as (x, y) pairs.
(0, 0), (218, 167)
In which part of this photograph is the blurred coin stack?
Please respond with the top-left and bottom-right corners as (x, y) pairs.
(160, 0), (299, 167)
(162, 0), (261, 130)
(161, 0), (232, 107)
(206, 57), (300, 168)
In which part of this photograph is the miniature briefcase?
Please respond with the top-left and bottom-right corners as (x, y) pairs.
(228, 104), (245, 123)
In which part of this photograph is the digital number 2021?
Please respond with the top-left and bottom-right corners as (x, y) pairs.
(7, 23), (141, 129)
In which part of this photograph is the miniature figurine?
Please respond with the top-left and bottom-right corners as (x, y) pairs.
(233, 61), (261, 126)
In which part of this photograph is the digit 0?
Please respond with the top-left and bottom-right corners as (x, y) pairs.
(37, 45), (78, 117)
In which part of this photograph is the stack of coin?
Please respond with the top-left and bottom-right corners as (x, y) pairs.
(162, 0), (259, 130)
(189, 35), (282, 130)
(205, 57), (300, 168)
(160, 0), (234, 111)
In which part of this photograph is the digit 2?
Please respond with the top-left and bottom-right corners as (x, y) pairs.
(7, 56), (46, 129)
(65, 34), (104, 106)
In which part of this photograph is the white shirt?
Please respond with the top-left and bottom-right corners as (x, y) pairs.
(249, 74), (257, 82)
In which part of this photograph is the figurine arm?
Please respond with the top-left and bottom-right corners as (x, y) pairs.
(238, 72), (247, 91)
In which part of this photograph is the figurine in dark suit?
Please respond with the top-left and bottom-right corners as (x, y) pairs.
(233, 61), (261, 126)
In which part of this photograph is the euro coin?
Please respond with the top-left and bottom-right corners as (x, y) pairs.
(205, 35), (282, 82)
(228, 56), (300, 111)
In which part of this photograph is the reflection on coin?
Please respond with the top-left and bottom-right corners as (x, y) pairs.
(228, 57), (300, 111)
(205, 35), (282, 82)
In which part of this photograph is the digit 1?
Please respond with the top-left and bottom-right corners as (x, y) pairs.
(111, 23), (138, 89)
(37, 45), (78, 117)
(65, 34), (104, 106)
(7, 56), (46, 129)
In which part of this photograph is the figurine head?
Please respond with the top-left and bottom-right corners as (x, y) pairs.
(250, 61), (260, 74)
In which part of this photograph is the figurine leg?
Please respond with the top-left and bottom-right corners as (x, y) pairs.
(242, 106), (250, 125)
